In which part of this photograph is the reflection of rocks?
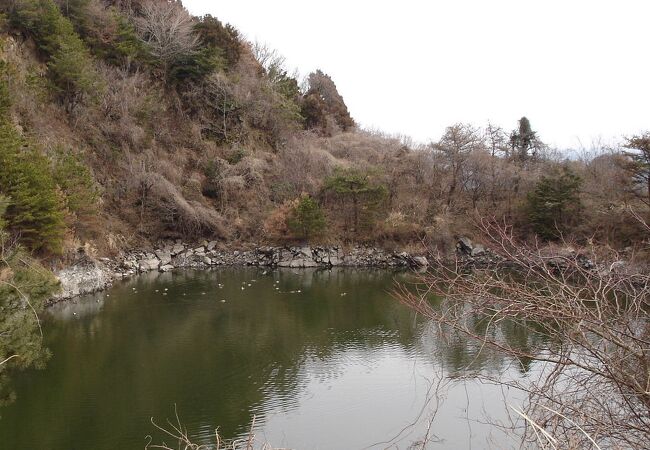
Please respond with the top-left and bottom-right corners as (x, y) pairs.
(51, 243), (429, 303)
(48, 292), (106, 318)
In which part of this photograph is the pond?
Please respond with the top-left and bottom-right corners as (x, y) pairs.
(0, 268), (538, 449)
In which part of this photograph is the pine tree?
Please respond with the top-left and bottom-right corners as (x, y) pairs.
(526, 167), (582, 240)
(324, 169), (387, 232)
(0, 66), (66, 253)
(622, 134), (650, 206)
(510, 117), (543, 162)
(287, 194), (326, 240)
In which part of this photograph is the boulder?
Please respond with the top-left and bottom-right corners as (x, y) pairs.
(411, 256), (429, 267)
(457, 237), (474, 255)
(159, 265), (174, 272)
(471, 244), (486, 257)
(139, 258), (160, 272)
(155, 250), (172, 266)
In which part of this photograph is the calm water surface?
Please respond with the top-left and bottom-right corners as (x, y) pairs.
(0, 268), (535, 449)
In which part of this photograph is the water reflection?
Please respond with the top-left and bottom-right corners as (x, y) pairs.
(1, 268), (539, 449)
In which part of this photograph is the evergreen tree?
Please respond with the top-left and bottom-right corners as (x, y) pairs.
(622, 134), (650, 206)
(287, 194), (326, 240)
(0, 66), (66, 253)
(510, 117), (543, 162)
(526, 167), (582, 240)
(10, 0), (98, 112)
(324, 169), (387, 232)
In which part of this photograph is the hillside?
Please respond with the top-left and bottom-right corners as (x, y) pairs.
(0, 0), (647, 264)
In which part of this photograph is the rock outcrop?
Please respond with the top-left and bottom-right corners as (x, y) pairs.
(51, 242), (430, 302)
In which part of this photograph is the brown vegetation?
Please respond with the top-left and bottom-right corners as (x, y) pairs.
(395, 218), (650, 448)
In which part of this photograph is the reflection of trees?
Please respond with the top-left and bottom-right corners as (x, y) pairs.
(0, 268), (419, 447)
(0, 246), (58, 411)
(0, 266), (545, 449)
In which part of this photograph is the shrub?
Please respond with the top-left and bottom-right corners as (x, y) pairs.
(286, 193), (326, 240)
(526, 166), (582, 240)
(52, 148), (99, 223)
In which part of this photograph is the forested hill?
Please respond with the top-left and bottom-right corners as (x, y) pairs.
(0, 0), (648, 263)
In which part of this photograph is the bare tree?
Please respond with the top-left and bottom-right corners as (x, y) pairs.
(395, 218), (650, 448)
(430, 123), (485, 209)
(135, 0), (198, 67)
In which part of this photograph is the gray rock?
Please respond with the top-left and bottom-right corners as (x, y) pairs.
(171, 244), (184, 256)
(54, 261), (113, 300)
(159, 264), (174, 272)
(203, 256), (212, 265)
(207, 241), (218, 251)
(139, 258), (160, 272)
(412, 256), (429, 267)
(155, 250), (172, 266)
(457, 237), (474, 255)
(471, 245), (486, 257)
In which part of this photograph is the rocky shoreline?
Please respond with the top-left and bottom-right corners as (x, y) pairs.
(51, 242), (430, 303)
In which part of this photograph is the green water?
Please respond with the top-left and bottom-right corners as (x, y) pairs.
(0, 268), (534, 449)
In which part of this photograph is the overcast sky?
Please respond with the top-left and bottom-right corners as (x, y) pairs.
(184, 0), (649, 149)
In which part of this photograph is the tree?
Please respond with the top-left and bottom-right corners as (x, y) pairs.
(323, 168), (387, 233)
(510, 116), (543, 163)
(134, 0), (198, 70)
(52, 148), (99, 225)
(622, 133), (650, 206)
(10, 0), (98, 112)
(286, 193), (326, 240)
(0, 67), (66, 253)
(431, 123), (484, 208)
(0, 195), (59, 406)
(526, 166), (582, 240)
(194, 15), (241, 69)
(302, 70), (354, 135)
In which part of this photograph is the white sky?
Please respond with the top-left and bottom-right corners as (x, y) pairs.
(184, 0), (649, 149)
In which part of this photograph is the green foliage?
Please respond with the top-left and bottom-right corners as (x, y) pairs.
(324, 168), (388, 232)
(0, 67), (66, 253)
(0, 194), (9, 230)
(64, 2), (150, 69)
(168, 45), (224, 84)
(0, 236), (58, 407)
(194, 15), (241, 69)
(510, 116), (543, 162)
(526, 167), (582, 240)
(52, 148), (99, 221)
(623, 134), (650, 205)
(226, 147), (247, 165)
(0, 128), (67, 253)
(201, 159), (223, 199)
(287, 194), (326, 240)
(0, 61), (10, 118)
(10, 0), (98, 111)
